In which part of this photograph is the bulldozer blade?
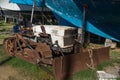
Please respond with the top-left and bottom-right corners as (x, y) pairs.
(53, 47), (110, 80)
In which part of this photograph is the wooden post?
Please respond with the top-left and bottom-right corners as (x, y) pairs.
(4, 16), (7, 23)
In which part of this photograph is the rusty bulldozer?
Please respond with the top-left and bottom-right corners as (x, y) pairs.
(3, 25), (110, 80)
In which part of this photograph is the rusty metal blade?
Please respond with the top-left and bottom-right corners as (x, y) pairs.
(53, 47), (110, 80)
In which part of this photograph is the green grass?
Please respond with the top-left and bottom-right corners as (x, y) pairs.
(70, 69), (97, 80)
(0, 20), (13, 31)
(0, 44), (5, 56)
(0, 34), (11, 39)
(110, 50), (120, 59)
(5, 57), (54, 80)
(0, 20), (5, 26)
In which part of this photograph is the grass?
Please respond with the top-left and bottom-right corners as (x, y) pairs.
(0, 34), (11, 39)
(0, 20), (13, 31)
(4, 57), (54, 80)
(110, 50), (120, 59)
(70, 69), (97, 80)
(0, 20), (5, 26)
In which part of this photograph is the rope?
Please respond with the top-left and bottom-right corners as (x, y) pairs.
(86, 48), (95, 70)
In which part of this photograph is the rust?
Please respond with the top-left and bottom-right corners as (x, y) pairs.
(39, 25), (49, 37)
(53, 47), (110, 80)
(92, 47), (110, 66)
(35, 43), (52, 58)
(41, 25), (46, 34)
(74, 40), (83, 54)
(3, 33), (53, 65)
(3, 32), (110, 80)
(3, 37), (15, 56)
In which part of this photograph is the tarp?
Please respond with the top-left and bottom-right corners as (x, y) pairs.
(45, 0), (120, 42)
(9, 0), (120, 42)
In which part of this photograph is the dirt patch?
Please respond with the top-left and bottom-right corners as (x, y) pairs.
(0, 65), (33, 80)
(104, 63), (120, 77)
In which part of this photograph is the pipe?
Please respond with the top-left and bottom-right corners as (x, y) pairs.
(30, 0), (36, 23)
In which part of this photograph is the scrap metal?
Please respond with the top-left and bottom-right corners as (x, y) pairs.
(3, 28), (110, 80)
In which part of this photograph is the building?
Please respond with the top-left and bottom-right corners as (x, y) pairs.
(0, 0), (57, 25)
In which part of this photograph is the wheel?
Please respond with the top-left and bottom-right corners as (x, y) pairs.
(3, 37), (15, 56)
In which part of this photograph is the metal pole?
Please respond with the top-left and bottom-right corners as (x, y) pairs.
(30, 0), (36, 23)
(42, 0), (45, 24)
(81, 4), (87, 46)
(42, 7), (44, 24)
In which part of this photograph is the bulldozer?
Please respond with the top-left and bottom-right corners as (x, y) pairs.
(3, 25), (110, 80)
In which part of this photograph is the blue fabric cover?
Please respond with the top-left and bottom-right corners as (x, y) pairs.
(10, 0), (120, 42)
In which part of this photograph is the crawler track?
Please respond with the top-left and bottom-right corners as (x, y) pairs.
(3, 37), (15, 56)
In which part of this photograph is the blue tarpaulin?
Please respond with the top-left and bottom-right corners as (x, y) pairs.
(9, 0), (120, 42)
